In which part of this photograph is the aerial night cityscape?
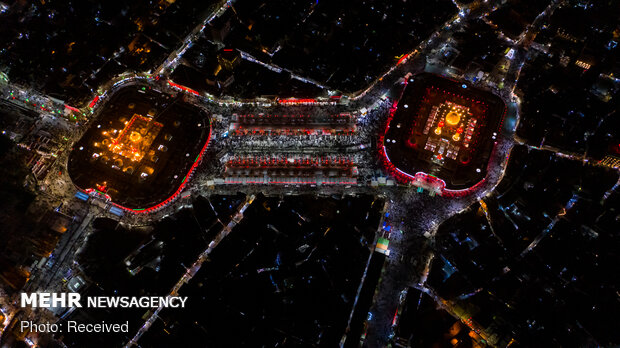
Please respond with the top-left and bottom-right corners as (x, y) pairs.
(0, 0), (618, 347)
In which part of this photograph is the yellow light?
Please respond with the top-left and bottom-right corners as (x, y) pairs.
(129, 131), (142, 142)
(434, 127), (442, 135)
(446, 111), (460, 126)
(452, 133), (461, 141)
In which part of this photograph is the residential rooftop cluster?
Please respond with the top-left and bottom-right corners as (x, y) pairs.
(426, 145), (619, 347)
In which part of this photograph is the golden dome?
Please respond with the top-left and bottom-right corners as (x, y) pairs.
(129, 131), (142, 142)
(445, 111), (461, 126)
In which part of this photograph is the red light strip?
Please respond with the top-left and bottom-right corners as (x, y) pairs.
(65, 105), (81, 113)
(396, 53), (410, 65)
(168, 80), (200, 96)
(88, 96), (100, 108)
(278, 98), (317, 104)
(223, 179), (357, 185)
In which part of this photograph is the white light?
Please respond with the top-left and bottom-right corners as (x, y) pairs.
(79, 146), (84, 150)
(97, 124), (101, 128)
(476, 168), (481, 173)
(404, 104), (409, 108)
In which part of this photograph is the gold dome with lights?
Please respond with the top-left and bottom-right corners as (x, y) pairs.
(445, 111), (461, 126)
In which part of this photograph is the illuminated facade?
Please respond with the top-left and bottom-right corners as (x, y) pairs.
(91, 113), (165, 182)
(98, 114), (163, 168)
(423, 101), (476, 164)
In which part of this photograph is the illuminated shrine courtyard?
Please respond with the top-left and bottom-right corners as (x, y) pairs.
(67, 85), (211, 211)
(381, 73), (506, 193)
